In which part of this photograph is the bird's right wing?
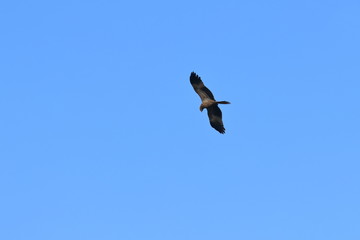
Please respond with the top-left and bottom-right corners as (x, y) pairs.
(207, 105), (225, 134)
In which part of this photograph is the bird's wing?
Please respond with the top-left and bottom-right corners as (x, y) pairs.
(207, 105), (225, 134)
(190, 72), (215, 101)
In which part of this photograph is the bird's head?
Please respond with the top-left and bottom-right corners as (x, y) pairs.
(199, 105), (205, 112)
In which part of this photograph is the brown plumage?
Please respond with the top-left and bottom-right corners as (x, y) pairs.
(190, 72), (230, 134)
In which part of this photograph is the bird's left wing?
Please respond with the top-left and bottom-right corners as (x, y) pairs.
(190, 72), (215, 101)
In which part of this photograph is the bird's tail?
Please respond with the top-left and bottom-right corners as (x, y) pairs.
(216, 101), (231, 104)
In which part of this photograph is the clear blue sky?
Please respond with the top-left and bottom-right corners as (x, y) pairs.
(1, 1), (359, 239)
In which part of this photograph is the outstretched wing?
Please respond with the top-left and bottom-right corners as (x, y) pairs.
(190, 72), (215, 101)
(207, 105), (225, 134)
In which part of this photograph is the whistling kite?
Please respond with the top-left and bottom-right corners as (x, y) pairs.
(190, 72), (230, 134)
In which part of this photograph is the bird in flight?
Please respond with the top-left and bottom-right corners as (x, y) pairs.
(190, 72), (230, 134)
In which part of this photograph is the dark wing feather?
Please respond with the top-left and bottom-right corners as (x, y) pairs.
(190, 72), (215, 101)
(207, 104), (225, 134)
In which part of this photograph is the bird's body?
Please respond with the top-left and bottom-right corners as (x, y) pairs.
(201, 99), (216, 109)
(189, 72), (230, 134)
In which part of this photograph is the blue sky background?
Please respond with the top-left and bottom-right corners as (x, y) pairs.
(1, 1), (359, 239)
